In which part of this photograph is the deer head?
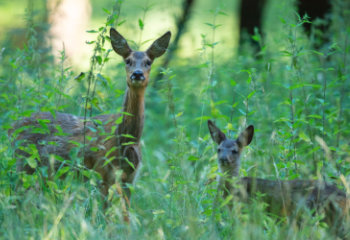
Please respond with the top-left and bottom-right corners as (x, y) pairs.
(110, 28), (171, 88)
(208, 120), (254, 175)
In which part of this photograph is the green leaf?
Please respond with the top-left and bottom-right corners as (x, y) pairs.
(304, 83), (321, 89)
(97, 73), (108, 87)
(123, 157), (135, 169)
(122, 112), (134, 116)
(102, 8), (111, 14)
(281, 50), (292, 56)
(90, 147), (99, 152)
(218, 11), (228, 16)
(188, 155), (199, 161)
(74, 72), (86, 82)
(105, 146), (117, 158)
(117, 19), (126, 26)
(252, 35), (260, 42)
(56, 166), (70, 178)
(205, 23), (214, 27)
(308, 114), (322, 119)
(309, 50), (324, 56)
(46, 181), (58, 190)
(121, 134), (135, 139)
(26, 157), (37, 169)
(152, 209), (165, 215)
(103, 135), (114, 143)
(68, 140), (82, 147)
(138, 19), (144, 30)
(103, 156), (116, 167)
(106, 15), (118, 26)
(87, 126), (97, 133)
(230, 79), (237, 86)
(274, 117), (290, 123)
(299, 131), (311, 143)
(238, 108), (246, 115)
(81, 169), (93, 178)
(115, 116), (123, 125)
(220, 194), (233, 208)
(246, 90), (256, 99)
(176, 112), (183, 118)
(54, 125), (68, 136)
(96, 56), (103, 65)
(32, 127), (49, 134)
(91, 97), (102, 111)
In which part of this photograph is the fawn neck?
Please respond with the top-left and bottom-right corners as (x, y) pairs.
(218, 158), (240, 193)
(219, 161), (240, 178)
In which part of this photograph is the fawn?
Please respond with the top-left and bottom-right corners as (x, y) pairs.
(208, 120), (349, 238)
(9, 28), (171, 209)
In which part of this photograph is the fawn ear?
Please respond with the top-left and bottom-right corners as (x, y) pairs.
(110, 28), (132, 58)
(208, 120), (226, 145)
(237, 125), (254, 147)
(146, 31), (171, 60)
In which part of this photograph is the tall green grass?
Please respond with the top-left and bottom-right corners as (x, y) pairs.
(0, 0), (349, 239)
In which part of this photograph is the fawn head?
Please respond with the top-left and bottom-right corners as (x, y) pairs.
(208, 120), (254, 175)
(110, 28), (171, 88)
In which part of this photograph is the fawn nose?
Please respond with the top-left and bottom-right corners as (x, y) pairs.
(130, 70), (145, 81)
(219, 156), (229, 165)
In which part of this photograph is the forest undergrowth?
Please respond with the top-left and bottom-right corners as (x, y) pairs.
(0, 0), (349, 239)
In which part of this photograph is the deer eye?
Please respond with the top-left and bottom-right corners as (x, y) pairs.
(232, 150), (238, 154)
(125, 59), (131, 65)
(145, 60), (152, 66)
(217, 148), (221, 153)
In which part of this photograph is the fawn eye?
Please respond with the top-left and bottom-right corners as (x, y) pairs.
(126, 59), (131, 65)
(145, 60), (152, 66)
(217, 148), (221, 153)
(232, 150), (238, 154)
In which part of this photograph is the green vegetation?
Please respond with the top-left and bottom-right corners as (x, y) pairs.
(0, 0), (349, 239)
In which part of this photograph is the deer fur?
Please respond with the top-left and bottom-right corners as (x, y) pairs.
(9, 28), (171, 205)
(208, 120), (349, 238)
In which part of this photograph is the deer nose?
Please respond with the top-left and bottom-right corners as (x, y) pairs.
(130, 70), (145, 81)
(219, 156), (229, 165)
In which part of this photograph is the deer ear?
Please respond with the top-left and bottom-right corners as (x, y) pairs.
(208, 120), (226, 145)
(146, 31), (171, 60)
(110, 28), (132, 58)
(237, 125), (254, 147)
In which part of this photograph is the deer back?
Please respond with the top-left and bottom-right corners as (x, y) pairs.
(235, 177), (348, 218)
(208, 120), (349, 236)
(10, 29), (171, 190)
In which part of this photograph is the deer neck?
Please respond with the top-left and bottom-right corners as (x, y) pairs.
(219, 162), (240, 178)
(218, 162), (240, 192)
(117, 86), (145, 144)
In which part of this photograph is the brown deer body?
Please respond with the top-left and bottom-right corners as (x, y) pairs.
(10, 28), (171, 203)
(208, 120), (349, 237)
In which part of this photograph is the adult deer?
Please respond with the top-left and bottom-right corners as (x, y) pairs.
(207, 120), (349, 238)
(10, 28), (171, 209)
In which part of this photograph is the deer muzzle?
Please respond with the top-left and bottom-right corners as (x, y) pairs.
(219, 156), (229, 165)
(130, 70), (145, 81)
